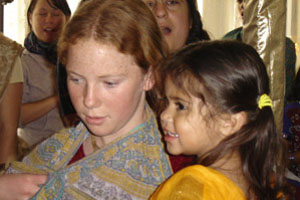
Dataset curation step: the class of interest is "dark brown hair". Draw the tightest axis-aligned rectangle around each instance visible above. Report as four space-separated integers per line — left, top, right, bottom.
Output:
156 40 289 199
186 0 210 43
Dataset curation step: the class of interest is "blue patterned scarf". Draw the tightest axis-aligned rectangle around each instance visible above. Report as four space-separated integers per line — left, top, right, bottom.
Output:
24 32 58 65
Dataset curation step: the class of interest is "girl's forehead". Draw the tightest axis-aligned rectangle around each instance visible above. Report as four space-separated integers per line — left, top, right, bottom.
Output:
165 73 202 93
165 77 192 98
66 39 143 76
34 0 58 11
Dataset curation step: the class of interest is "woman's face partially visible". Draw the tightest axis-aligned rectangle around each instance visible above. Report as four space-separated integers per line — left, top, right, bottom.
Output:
29 0 67 43
144 0 191 52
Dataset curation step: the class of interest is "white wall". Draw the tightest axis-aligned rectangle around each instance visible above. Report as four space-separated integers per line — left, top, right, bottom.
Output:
68 0 81 14
3 0 27 44
3 0 81 44
2 0 299 67
200 0 242 39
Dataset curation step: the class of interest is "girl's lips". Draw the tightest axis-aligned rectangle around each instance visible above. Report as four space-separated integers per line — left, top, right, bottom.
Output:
86 116 106 125
163 130 179 142
160 26 171 35
43 27 58 32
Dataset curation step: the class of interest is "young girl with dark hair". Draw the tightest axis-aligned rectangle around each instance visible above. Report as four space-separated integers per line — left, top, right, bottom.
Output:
150 40 290 199
141 0 211 172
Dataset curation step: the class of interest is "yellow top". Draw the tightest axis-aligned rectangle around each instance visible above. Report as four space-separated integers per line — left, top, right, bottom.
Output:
150 165 246 200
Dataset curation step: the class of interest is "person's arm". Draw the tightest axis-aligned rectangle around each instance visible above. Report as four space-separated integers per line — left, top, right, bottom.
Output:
0 82 23 163
0 173 47 200
20 95 58 126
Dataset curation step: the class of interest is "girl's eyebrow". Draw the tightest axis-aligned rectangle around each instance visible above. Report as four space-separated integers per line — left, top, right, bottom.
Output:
168 95 189 103
37 8 47 12
66 70 82 77
66 70 126 79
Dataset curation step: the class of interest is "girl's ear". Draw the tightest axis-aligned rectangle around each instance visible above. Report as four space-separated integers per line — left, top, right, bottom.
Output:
29 13 33 27
220 111 247 137
143 68 155 91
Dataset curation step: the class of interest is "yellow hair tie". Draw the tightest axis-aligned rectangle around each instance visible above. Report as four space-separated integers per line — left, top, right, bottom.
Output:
258 94 273 109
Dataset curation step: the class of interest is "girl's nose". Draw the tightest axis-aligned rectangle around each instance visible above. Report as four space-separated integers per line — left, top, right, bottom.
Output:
154 2 168 18
160 106 173 126
83 85 100 108
45 14 54 24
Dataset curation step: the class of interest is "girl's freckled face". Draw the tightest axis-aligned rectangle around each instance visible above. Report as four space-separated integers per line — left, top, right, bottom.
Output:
66 39 152 144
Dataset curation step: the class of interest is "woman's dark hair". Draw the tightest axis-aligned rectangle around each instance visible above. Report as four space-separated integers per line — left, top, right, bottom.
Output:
155 40 289 199
186 0 210 44
27 0 71 30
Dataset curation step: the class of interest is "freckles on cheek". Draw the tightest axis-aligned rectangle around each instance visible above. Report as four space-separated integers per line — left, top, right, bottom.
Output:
111 91 137 113
68 88 81 105
112 94 131 109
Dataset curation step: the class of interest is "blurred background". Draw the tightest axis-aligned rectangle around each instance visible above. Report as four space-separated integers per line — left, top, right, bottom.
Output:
1 0 299 69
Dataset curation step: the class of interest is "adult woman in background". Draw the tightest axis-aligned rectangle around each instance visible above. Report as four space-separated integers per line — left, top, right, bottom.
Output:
18 0 71 149
143 0 210 52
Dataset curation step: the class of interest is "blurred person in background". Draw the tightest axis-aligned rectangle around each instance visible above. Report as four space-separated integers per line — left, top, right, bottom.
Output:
18 0 71 152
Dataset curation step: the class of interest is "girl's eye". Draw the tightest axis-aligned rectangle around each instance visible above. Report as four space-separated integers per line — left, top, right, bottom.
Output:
53 13 60 17
39 12 47 16
68 76 82 84
145 1 155 8
104 81 118 87
167 0 179 5
175 102 187 111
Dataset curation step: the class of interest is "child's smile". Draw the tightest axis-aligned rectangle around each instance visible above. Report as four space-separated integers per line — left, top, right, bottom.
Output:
160 77 224 157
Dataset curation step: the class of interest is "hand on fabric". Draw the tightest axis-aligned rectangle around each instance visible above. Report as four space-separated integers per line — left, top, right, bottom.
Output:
0 173 47 200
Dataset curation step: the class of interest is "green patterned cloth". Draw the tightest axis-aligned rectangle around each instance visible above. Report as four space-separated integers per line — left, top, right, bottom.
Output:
6 104 172 199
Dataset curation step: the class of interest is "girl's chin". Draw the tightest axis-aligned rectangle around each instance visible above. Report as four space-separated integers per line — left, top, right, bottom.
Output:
166 146 182 156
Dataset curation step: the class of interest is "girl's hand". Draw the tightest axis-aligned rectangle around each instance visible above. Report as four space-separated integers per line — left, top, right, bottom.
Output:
0 173 47 200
